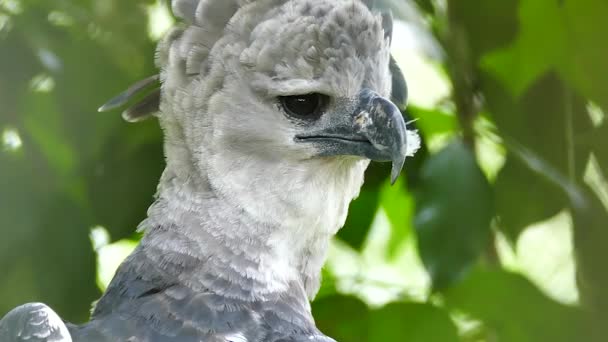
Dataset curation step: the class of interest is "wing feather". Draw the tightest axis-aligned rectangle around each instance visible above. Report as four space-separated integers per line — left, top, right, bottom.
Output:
0 303 72 342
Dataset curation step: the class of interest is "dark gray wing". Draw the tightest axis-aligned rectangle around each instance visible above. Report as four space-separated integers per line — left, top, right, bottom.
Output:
70 240 331 342
0 303 72 342
71 286 266 342
72 286 334 342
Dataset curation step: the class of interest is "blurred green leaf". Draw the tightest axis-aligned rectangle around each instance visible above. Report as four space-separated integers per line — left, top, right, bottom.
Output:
494 156 565 243
409 105 458 139
485 73 591 178
560 0 608 110
380 179 414 258
32 193 99 323
0 27 42 126
23 92 77 179
591 122 608 168
447 0 518 62
413 0 434 14
572 185 608 337
313 268 338 301
0 151 98 323
484 73 592 241
87 122 163 240
444 268 588 342
0 0 156 321
369 302 459 342
338 186 380 250
481 0 565 98
493 114 607 335
312 295 369 342
481 0 608 109
414 140 493 290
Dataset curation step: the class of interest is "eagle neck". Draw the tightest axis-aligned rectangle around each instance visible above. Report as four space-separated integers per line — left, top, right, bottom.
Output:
139 166 328 303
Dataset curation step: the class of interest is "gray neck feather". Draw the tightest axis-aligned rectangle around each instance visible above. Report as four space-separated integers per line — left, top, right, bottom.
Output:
134 115 368 303
138 165 326 302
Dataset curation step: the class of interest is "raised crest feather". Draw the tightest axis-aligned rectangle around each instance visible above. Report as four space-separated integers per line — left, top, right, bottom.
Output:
98 74 160 122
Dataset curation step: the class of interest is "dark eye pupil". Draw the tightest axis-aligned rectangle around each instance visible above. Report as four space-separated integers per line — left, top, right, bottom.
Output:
280 93 326 118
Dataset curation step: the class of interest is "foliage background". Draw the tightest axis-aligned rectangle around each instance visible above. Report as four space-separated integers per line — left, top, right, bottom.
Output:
1 0 607 341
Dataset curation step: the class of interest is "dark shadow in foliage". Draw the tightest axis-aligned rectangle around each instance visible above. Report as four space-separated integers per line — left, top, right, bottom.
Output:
414 140 494 291
447 0 519 63
444 268 589 342
337 186 381 251
313 296 461 342
87 121 164 241
0 149 98 323
312 295 369 342
0 0 158 322
486 73 592 242
573 185 608 340
369 302 460 342
488 133 605 341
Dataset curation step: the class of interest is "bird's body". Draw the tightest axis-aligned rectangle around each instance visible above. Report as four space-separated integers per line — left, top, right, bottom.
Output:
0 0 419 341
69 173 351 341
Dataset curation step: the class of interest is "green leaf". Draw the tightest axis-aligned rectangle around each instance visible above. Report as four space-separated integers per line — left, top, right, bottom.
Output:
481 0 565 98
313 267 338 301
312 295 369 342
22 92 77 179
0 0 157 322
494 156 566 242
86 122 163 241
0 152 99 322
572 185 608 335
447 0 519 61
443 268 588 342
560 0 608 110
414 0 434 14
591 122 608 169
481 0 608 109
338 186 380 250
482 73 592 241
414 140 494 290
369 302 460 342
409 106 458 139
486 73 591 176
380 178 414 258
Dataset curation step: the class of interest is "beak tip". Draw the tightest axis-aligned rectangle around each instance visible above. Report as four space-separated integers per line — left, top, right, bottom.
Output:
390 173 399 186
390 158 405 185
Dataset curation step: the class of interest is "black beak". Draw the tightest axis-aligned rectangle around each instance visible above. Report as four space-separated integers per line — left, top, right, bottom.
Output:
296 89 408 184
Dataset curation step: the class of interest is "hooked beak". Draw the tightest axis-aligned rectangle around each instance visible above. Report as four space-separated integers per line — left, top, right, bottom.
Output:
296 89 411 184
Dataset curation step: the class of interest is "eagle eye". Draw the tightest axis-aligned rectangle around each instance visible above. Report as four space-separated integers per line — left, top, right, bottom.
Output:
279 93 328 119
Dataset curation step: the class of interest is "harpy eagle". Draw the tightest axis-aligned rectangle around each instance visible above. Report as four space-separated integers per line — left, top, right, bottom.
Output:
0 0 419 340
